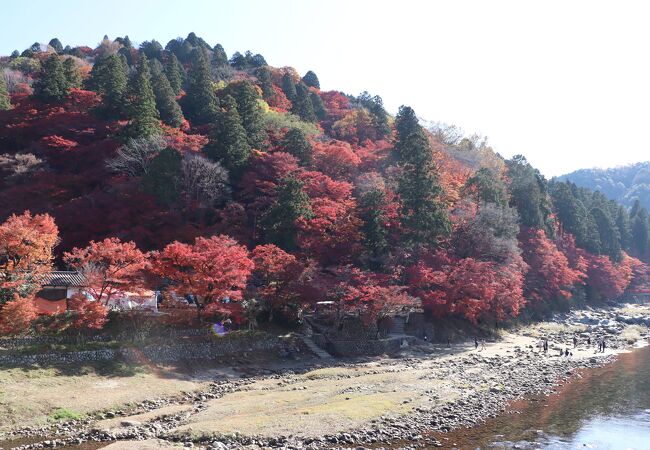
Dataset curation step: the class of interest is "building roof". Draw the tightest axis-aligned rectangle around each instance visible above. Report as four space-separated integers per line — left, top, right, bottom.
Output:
35 271 86 287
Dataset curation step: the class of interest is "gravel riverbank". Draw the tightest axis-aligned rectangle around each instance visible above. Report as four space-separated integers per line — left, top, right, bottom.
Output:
1 304 648 450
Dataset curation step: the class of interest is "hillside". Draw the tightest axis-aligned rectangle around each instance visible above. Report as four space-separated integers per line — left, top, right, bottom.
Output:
1 32 650 335
558 162 650 211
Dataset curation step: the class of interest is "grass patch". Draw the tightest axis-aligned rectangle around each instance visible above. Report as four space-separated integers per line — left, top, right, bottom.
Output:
50 407 83 421
620 325 648 344
303 367 348 380
533 322 587 336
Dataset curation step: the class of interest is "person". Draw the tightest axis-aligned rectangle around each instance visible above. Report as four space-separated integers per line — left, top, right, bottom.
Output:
587 336 591 346
597 339 602 352
544 339 549 354
423 333 428 342
481 339 486 351
559 348 564 356
602 339 606 353
573 335 578 348
447 337 451 348
564 348 570 357
474 336 479 350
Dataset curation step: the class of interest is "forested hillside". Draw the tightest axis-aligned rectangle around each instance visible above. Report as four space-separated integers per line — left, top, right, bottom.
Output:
559 163 650 211
1 33 649 334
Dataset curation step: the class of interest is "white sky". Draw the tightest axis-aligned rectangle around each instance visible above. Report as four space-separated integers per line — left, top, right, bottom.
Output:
2 0 649 176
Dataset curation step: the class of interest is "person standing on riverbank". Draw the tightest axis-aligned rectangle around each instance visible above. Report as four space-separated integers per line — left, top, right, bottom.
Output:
573 335 578 348
474 336 478 350
602 339 606 353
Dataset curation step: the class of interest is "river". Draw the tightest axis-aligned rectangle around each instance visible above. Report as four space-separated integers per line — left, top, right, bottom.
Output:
438 345 650 449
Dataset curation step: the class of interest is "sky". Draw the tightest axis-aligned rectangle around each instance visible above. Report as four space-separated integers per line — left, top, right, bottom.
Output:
1 0 649 177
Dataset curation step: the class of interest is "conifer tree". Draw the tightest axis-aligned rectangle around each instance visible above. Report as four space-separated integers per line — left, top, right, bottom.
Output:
262 175 313 251
590 207 621 261
164 53 184 95
506 155 553 233
302 70 320 89
0 72 11 110
212 44 228 67
48 38 63 54
62 58 81 88
281 128 312 166
126 55 161 138
464 167 508 207
181 49 219 125
227 80 267 148
150 60 184 127
281 72 297 101
205 95 251 177
291 83 316 122
358 188 389 268
357 92 390 139
89 54 128 117
309 91 327 120
632 208 649 256
143 147 182 206
616 206 632 251
256 66 274 100
33 54 69 102
394 105 450 246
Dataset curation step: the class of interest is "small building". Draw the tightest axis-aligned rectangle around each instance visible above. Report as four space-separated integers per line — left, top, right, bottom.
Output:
33 271 158 313
34 271 85 314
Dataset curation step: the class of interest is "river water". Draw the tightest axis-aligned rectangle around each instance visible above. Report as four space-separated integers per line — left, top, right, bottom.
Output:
438 345 650 449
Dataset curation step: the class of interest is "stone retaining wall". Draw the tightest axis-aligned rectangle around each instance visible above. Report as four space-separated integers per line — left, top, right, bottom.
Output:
0 334 303 366
328 336 416 356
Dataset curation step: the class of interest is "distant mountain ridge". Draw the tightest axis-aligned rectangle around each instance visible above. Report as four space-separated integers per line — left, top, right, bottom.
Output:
558 162 650 210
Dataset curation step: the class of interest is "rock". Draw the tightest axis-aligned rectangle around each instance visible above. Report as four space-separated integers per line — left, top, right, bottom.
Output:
120 420 142 427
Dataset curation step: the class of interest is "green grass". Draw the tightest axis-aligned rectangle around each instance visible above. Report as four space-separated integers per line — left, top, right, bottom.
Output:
49 407 83 421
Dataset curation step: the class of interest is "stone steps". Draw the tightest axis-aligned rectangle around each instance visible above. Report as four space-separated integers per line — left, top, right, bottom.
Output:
301 336 333 359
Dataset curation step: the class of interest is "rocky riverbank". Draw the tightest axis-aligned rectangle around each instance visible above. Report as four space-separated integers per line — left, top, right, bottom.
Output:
1 304 648 450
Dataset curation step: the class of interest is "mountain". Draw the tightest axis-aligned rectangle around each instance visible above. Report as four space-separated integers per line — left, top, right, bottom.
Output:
558 162 650 211
1 32 649 329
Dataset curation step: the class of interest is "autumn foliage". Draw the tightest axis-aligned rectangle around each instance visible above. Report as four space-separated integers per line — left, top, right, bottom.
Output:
0 32 647 337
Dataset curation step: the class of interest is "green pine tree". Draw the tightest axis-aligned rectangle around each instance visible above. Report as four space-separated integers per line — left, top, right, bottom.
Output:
281 128 313 166
506 155 553 233
309 91 327 120
212 44 228 67
464 167 508 207
150 60 184 127
88 54 128 118
48 38 63 54
0 72 11 110
302 70 320 89
126 54 161 138
281 73 297 101
33 54 69 102
142 147 182 206
256 66 274 100
62 58 81 88
615 206 632 252
226 80 267 148
181 48 219 125
394 105 450 246
357 92 390 139
590 207 621 261
262 175 314 251
631 208 649 256
358 188 389 269
291 83 316 122
205 95 251 177
164 53 184 95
